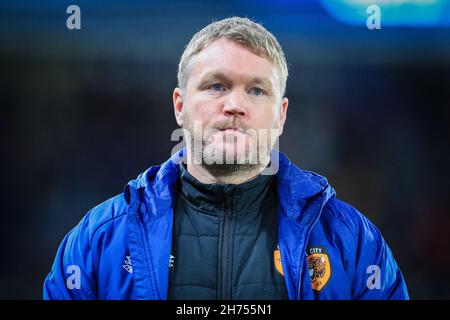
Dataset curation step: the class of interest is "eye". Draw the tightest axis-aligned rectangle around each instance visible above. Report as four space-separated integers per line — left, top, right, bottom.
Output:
209 83 224 91
250 87 265 96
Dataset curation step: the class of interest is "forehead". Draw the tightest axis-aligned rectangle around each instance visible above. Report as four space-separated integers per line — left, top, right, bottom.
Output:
186 38 280 87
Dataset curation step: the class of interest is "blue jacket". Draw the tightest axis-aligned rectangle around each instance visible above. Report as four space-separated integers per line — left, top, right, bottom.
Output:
43 149 409 300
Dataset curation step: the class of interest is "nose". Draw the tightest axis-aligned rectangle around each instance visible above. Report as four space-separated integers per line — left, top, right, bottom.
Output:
222 90 247 117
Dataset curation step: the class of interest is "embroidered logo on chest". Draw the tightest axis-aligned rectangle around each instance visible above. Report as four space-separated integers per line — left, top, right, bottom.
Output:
306 246 331 291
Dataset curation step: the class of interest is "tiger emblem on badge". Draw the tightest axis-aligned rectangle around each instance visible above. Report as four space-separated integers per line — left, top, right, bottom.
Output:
307 246 331 291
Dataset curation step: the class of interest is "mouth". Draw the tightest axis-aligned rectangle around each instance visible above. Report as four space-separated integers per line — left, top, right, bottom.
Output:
219 127 245 133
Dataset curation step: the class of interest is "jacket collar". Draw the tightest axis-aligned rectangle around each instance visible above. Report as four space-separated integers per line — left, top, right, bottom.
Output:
275 149 334 222
125 147 335 223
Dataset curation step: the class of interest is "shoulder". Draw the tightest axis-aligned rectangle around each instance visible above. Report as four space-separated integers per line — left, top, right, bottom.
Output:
68 193 129 246
320 197 384 246
315 197 389 276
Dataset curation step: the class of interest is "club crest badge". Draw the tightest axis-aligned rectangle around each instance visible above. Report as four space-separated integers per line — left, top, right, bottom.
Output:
307 246 331 291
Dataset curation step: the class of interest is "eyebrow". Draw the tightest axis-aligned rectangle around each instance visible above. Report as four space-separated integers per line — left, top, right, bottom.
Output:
197 72 231 88
196 71 274 90
250 77 273 89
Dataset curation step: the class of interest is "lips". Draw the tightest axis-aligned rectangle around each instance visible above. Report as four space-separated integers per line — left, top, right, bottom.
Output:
219 127 244 133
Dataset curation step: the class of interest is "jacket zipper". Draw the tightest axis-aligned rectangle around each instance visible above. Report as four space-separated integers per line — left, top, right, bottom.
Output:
220 195 234 300
297 197 329 300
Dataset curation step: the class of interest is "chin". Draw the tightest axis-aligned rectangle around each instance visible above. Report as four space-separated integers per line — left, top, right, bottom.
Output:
217 143 249 164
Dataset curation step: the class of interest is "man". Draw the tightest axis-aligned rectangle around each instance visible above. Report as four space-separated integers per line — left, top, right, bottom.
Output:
43 17 409 300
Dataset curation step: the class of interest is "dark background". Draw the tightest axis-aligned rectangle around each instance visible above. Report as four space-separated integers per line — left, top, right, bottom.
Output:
1 0 449 299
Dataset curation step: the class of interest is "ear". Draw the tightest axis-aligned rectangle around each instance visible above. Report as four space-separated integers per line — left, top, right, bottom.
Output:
173 87 184 127
278 97 289 136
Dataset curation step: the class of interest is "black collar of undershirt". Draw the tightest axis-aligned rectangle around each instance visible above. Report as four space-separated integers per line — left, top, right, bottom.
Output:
177 163 275 215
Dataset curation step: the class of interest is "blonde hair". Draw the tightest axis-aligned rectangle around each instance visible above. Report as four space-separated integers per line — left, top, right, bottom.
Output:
177 17 288 96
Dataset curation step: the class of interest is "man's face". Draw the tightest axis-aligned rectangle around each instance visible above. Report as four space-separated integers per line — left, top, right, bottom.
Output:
173 37 288 169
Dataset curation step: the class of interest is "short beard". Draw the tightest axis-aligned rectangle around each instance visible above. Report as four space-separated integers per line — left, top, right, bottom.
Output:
188 136 272 178
202 162 260 177
181 112 278 178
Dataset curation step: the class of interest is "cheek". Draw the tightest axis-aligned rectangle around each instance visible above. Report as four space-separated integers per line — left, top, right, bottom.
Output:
185 98 221 125
252 108 277 128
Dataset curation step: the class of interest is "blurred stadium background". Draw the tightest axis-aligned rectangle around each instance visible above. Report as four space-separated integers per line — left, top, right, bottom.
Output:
0 0 449 299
